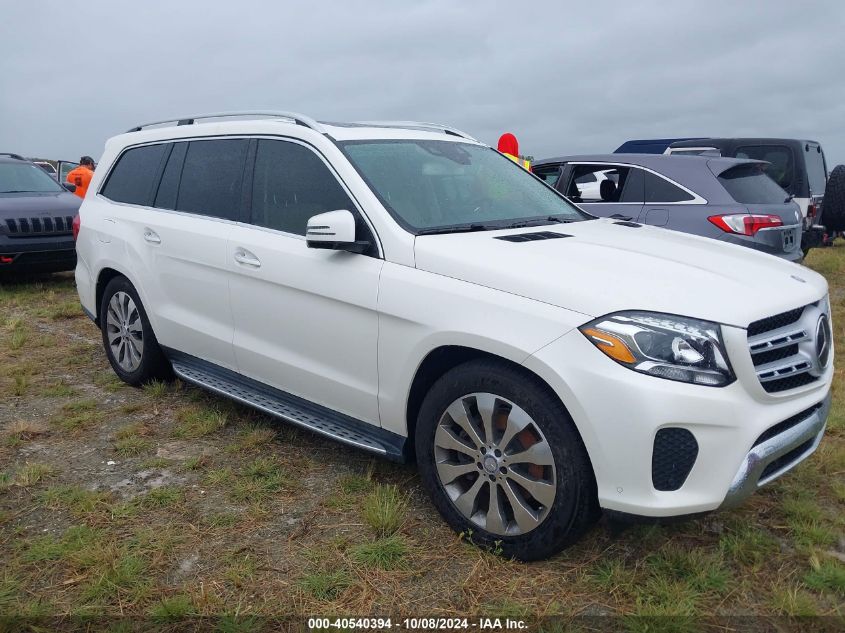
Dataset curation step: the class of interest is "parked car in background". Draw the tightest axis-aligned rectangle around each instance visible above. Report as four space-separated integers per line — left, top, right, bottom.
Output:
664 139 832 251
75 112 832 560
0 153 81 274
27 159 82 183
534 154 804 261
614 138 707 154
33 161 57 178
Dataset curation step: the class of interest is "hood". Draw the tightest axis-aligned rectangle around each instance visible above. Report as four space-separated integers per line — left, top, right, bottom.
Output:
0 191 81 217
413 219 828 327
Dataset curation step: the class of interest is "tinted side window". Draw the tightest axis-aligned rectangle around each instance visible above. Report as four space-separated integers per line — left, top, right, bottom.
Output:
619 167 645 202
805 143 827 196
176 139 249 219
735 145 793 191
644 172 694 202
101 144 168 205
251 139 355 235
154 142 187 210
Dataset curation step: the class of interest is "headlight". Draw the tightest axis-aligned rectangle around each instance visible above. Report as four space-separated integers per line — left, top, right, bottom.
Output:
579 311 735 387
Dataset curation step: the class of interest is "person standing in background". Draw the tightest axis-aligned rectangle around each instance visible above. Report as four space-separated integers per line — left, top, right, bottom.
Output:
66 156 95 199
497 133 531 170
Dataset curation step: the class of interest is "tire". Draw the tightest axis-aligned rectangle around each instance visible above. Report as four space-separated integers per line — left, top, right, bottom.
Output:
415 359 599 561
99 276 172 386
823 164 845 232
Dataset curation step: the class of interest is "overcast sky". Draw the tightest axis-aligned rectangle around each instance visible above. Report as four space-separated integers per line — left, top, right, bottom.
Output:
2 1 843 167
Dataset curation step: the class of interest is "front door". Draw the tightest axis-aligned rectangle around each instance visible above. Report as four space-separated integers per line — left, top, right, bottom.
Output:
558 163 644 221
227 138 383 426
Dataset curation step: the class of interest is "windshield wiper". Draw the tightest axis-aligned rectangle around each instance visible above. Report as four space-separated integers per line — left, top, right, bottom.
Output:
502 216 578 229
416 223 494 235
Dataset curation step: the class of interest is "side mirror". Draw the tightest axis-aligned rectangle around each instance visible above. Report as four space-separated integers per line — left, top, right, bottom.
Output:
62 183 77 193
306 210 370 254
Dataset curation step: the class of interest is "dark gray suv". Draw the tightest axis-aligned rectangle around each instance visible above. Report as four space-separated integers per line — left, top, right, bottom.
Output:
0 153 81 274
533 154 803 261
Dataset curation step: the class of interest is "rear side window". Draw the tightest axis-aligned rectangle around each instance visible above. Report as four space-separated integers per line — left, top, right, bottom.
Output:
154 142 186 209
101 144 168 205
644 172 694 202
804 143 827 196
176 139 249 220
718 163 788 204
250 139 355 235
735 145 793 191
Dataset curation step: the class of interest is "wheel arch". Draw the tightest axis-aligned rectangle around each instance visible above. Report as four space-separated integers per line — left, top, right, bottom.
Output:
404 345 595 477
94 265 153 329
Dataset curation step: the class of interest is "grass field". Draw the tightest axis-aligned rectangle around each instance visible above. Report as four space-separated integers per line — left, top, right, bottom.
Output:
0 246 843 625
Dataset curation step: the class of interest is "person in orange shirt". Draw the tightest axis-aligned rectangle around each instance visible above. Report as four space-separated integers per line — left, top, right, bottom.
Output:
66 156 95 199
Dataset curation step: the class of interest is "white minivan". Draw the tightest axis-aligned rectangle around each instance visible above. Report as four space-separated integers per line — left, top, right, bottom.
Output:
75 112 833 560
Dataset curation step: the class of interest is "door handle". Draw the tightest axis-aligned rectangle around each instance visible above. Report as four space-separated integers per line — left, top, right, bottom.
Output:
234 249 261 268
143 228 161 244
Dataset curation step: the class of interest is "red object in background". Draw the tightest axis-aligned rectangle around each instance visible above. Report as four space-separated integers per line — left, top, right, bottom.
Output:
498 133 519 156
72 214 80 241
0 255 14 264
708 213 783 236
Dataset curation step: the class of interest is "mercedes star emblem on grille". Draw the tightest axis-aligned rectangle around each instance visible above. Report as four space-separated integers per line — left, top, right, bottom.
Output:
816 314 831 370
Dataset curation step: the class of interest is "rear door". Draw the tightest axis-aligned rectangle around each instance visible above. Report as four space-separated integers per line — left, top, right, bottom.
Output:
639 170 701 229
100 138 247 370
226 137 383 425
558 162 644 220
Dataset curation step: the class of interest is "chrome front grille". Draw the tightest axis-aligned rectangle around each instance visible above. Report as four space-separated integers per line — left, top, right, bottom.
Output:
4 216 75 236
747 303 828 393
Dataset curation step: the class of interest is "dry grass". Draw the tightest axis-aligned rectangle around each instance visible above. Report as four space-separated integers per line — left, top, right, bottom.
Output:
0 245 843 619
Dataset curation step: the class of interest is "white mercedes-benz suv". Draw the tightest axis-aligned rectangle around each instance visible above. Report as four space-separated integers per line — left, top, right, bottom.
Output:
75 112 833 560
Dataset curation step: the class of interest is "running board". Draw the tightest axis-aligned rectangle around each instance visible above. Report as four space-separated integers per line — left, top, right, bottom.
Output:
166 351 407 462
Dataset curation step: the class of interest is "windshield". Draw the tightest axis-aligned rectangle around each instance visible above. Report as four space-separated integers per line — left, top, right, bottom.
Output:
0 162 64 193
718 163 788 204
340 140 588 232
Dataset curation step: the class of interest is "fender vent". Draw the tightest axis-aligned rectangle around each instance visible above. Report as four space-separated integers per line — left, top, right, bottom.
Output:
495 231 571 243
652 428 698 491
613 221 642 228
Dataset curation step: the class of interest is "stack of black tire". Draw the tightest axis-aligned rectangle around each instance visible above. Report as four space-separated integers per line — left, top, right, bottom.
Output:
823 165 845 239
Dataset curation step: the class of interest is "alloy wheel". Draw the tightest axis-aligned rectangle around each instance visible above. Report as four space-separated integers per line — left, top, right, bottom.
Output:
433 392 557 536
106 291 143 372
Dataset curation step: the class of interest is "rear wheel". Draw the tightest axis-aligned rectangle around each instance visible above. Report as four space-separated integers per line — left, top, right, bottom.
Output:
416 359 599 561
99 276 171 386
823 164 845 232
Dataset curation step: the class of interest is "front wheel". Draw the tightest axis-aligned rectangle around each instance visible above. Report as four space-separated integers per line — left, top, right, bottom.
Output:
415 359 599 561
99 276 171 386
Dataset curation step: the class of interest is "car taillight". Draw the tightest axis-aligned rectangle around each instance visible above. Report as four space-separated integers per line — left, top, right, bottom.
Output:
807 203 817 221
72 214 80 241
707 213 783 236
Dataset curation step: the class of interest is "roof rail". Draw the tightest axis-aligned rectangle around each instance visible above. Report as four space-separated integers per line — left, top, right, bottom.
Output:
127 111 326 134
353 121 477 141
0 152 26 161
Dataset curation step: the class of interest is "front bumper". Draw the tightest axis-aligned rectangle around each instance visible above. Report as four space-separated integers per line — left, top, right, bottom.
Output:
720 392 830 508
0 236 76 273
523 325 833 517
